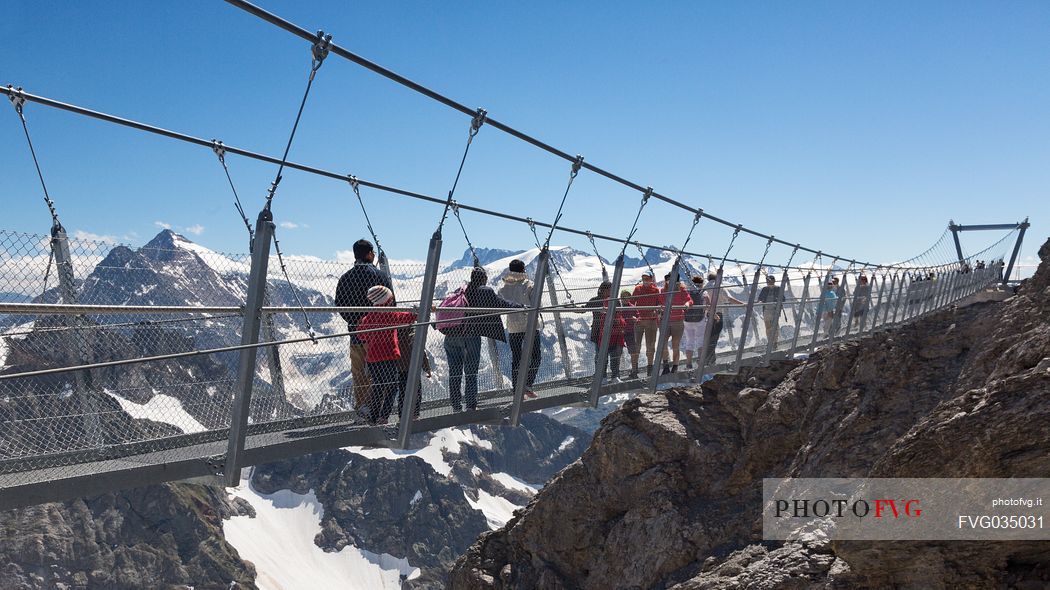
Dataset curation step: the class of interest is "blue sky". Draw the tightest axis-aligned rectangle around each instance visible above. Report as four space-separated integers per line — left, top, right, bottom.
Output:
2 1 1047 272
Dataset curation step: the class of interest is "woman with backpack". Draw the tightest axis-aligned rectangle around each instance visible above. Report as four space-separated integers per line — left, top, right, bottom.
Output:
438 267 524 412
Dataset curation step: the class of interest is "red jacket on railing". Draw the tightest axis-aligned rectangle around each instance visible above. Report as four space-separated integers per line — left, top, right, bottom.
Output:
358 310 417 363
661 283 693 322
632 281 662 321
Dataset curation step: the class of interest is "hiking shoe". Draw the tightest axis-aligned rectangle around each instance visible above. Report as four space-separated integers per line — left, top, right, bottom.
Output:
685 362 693 370
646 366 653 377
661 362 671 375
628 371 639 380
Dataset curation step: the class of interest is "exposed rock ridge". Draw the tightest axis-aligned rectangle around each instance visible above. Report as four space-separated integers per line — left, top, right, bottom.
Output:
449 238 1050 590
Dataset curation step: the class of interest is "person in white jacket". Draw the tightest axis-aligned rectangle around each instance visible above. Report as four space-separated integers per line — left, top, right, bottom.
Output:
498 259 541 398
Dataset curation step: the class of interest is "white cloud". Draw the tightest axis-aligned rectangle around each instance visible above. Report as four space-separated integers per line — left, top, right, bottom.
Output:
154 221 172 230
335 250 355 263
279 221 308 230
183 224 205 236
72 230 118 244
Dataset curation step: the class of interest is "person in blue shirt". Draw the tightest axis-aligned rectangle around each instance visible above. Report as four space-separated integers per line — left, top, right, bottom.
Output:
816 280 839 336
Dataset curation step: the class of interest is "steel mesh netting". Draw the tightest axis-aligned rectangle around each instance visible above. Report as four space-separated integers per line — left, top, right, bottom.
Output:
0 230 253 479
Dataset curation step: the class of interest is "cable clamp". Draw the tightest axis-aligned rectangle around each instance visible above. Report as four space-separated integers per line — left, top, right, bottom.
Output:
470 107 487 136
6 85 26 114
211 139 226 162
642 186 653 204
311 30 333 69
348 174 360 193
692 209 704 225
570 154 584 178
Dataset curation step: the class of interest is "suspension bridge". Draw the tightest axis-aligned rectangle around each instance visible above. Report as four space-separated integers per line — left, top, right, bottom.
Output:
0 0 1030 511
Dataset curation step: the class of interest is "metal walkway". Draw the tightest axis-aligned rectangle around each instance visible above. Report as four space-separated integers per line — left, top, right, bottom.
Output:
0 0 1031 510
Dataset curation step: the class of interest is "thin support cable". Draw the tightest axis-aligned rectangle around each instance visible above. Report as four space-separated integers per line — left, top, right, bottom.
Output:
619 187 653 257
543 154 584 248
438 108 486 230
7 85 61 227
271 227 317 343
264 30 333 210
348 175 385 261
586 231 608 281
211 139 255 248
635 243 657 279
719 226 743 268
451 201 480 267
527 218 576 306
677 209 705 257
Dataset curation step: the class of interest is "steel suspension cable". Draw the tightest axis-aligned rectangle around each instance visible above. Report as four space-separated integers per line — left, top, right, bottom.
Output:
263 30 332 210
222 0 903 270
211 140 255 249
543 155 584 248
0 86 968 274
270 227 317 343
347 175 387 265
526 218 576 305
586 231 609 282
438 108 486 232
718 226 743 268
7 86 62 228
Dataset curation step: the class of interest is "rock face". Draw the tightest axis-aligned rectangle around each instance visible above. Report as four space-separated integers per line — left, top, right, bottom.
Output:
244 413 591 589
449 239 1050 590
0 483 256 590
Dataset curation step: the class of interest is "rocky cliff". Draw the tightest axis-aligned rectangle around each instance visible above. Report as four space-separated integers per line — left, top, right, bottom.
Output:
0 483 255 590
449 238 1050 590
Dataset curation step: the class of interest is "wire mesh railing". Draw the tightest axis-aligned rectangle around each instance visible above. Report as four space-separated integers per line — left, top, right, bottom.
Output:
0 223 1006 499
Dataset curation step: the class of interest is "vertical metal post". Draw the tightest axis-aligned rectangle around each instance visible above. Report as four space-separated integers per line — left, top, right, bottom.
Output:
734 268 762 369
808 271 833 353
51 224 101 446
879 273 896 329
697 267 723 375
396 231 443 447
510 249 550 426
1002 219 1029 287
544 271 574 380
225 208 274 486
648 259 681 393
949 222 965 265
589 255 625 406
843 274 859 339
835 272 852 340
861 274 883 334
762 268 791 363
891 274 908 324
788 274 811 355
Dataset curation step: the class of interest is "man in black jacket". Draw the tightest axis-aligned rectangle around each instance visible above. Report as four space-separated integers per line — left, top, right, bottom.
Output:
334 239 393 413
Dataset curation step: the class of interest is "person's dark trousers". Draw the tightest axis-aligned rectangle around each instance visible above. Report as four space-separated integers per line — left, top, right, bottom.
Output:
444 335 482 411
508 330 542 390
704 321 724 367
397 370 423 419
593 343 624 379
367 359 401 424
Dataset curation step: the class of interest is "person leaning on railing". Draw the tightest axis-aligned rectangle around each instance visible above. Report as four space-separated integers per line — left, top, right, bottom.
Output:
443 266 525 412
335 239 393 413
683 275 710 371
498 259 541 400
660 273 693 375
757 275 785 348
631 272 662 377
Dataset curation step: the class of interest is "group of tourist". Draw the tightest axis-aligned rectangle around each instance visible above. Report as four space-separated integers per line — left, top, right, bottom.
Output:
336 239 900 422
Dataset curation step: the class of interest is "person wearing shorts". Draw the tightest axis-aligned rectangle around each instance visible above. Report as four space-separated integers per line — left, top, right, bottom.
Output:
620 290 640 378
631 273 662 377
660 273 692 374
683 275 710 370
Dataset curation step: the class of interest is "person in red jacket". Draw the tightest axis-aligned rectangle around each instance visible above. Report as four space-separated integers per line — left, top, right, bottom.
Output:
357 285 416 424
661 273 693 374
631 273 663 377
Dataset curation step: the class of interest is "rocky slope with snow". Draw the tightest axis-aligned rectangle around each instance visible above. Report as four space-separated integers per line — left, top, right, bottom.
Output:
449 238 1050 590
